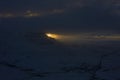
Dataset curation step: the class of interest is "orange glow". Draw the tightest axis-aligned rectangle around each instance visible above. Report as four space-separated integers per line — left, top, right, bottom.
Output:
46 33 60 39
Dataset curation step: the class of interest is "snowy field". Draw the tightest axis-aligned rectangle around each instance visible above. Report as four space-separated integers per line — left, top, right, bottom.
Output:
0 26 120 80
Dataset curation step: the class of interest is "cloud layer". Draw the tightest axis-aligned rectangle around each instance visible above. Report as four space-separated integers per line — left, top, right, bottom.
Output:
0 0 120 33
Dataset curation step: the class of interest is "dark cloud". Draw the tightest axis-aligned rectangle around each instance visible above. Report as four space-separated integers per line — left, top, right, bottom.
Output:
0 0 120 33
0 0 119 11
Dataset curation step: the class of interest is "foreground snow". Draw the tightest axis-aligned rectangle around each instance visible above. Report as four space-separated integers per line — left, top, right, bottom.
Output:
0 29 120 80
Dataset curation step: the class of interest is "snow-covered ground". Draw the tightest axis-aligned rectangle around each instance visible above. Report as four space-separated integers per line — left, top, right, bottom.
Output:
0 26 120 80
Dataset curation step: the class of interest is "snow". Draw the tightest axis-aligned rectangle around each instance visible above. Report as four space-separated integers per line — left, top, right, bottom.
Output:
0 27 120 80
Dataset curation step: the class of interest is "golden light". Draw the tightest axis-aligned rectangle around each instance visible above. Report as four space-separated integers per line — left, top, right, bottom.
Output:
46 33 60 39
45 33 120 44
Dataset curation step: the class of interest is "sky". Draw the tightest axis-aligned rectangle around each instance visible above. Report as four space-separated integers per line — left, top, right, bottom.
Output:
0 0 120 33
0 1 120 80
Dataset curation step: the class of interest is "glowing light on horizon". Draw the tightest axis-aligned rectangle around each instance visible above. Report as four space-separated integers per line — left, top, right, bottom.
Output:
46 33 60 39
45 32 120 44
45 33 82 43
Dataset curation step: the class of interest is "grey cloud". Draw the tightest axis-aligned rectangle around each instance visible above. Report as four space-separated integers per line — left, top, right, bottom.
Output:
0 0 117 11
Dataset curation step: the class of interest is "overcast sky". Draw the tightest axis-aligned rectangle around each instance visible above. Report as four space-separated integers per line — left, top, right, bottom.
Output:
0 0 120 33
